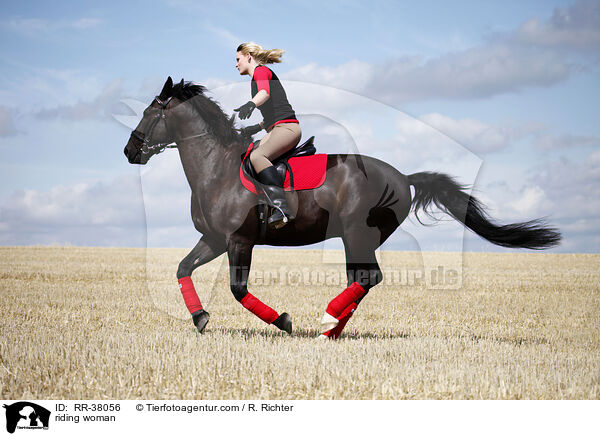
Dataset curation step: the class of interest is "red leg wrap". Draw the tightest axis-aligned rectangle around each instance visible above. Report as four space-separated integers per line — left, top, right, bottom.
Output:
178 276 203 314
326 282 366 318
324 302 358 339
240 293 279 324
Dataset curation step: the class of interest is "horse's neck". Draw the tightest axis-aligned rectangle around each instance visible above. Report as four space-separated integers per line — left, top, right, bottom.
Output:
176 135 240 195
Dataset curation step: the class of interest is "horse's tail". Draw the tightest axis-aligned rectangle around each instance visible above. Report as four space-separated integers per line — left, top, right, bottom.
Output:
407 171 561 249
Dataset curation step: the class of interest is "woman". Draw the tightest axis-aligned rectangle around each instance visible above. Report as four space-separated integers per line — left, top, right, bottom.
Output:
234 42 301 229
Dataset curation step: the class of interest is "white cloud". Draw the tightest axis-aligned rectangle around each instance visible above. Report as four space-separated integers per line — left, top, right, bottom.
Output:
0 16 103 36
530 151 600 219
388 111 597 156
508 185 548 216
533 133 600 150
71 18 103 29
372 44 570 102
477 148 600 252
0 106 18 136
0 151 201 247
415 112 600 154
0 175 146 246
285 60 374 93
284 43 571 104
0 63 167 121
589 149 600 178
560 218 600 233
35 79 124 121
418 113 520 154
0 67 106 114
515 0 600 51
282 2 600 104
202 23 244 49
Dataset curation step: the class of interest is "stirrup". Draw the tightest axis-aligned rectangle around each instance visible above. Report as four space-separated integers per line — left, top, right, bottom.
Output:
258 181 294 229
268 206 289 229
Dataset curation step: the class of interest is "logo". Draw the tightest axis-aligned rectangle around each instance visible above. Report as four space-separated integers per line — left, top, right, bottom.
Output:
2 402 50 434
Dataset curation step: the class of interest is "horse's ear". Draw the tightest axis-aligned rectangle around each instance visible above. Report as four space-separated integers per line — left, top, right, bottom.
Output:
159 76 173 99
179 78 184 87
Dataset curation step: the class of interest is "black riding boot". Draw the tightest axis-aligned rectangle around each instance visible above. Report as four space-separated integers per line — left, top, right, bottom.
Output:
256 165 294 229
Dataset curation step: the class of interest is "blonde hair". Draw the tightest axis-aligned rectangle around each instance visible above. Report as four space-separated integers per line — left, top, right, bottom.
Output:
237 42 284 64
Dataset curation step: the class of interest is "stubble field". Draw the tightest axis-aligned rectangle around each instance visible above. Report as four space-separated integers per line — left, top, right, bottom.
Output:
0 246 598 399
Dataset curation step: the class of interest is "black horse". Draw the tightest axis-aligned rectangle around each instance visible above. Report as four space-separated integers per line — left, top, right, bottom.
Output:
124 77 560 339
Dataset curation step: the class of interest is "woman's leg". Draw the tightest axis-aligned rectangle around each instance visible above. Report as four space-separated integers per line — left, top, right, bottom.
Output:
250 123 301 172
250 123 301 228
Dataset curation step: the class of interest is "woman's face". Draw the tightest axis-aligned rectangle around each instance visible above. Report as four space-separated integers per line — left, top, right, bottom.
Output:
235 51 252 75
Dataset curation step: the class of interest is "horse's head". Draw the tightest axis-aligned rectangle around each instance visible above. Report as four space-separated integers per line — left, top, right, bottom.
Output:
124 76 179 165
124 76 241 165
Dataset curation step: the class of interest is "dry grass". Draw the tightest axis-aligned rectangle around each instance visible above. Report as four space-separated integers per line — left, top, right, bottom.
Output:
1 246 598 399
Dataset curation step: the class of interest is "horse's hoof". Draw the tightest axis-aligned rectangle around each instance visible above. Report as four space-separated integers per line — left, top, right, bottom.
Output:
273 312 292 334
191 309 210 333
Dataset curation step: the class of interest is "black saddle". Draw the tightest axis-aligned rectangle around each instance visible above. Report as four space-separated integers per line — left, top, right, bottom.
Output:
242 136 316 191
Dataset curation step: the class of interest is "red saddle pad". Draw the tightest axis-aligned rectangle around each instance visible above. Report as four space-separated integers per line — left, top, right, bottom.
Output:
240 143 328 194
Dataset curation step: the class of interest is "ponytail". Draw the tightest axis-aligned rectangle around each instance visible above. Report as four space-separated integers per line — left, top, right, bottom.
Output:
237 42 284 64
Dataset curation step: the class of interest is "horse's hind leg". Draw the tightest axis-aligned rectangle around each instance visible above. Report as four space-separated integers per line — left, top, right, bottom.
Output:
320 231 383 339
227 238 292 334
177 235 226 332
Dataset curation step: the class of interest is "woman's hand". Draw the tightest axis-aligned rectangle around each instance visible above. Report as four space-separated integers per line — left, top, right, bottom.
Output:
234 101 256 119
240 123 262 137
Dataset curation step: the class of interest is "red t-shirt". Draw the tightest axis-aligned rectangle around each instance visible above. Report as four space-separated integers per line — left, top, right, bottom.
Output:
251 66 298 131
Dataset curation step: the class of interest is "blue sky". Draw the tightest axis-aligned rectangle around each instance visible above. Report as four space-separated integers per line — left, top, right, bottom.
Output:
0 0 598 252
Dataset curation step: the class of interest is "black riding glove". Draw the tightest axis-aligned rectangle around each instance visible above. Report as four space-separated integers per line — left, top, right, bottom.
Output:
240 123 262 137
234 101 256 120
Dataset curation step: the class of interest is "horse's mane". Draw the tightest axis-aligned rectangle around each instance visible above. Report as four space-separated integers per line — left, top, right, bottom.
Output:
171 81 246 146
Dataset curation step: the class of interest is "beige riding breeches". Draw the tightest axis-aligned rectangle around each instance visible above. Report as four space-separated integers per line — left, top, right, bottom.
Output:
249 122 302 172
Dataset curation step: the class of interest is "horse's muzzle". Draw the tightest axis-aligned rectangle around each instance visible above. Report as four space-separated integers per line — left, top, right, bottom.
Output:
124 135 144 165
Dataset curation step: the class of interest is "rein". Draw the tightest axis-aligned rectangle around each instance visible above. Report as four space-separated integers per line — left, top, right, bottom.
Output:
131 96 210 157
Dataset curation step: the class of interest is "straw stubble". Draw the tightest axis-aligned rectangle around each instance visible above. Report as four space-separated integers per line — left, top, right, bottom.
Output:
1 247 598 399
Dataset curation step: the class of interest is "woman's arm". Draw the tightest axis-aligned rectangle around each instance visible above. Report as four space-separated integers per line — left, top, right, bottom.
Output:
252 66 272 107
252 89 270 107
235 67 271 120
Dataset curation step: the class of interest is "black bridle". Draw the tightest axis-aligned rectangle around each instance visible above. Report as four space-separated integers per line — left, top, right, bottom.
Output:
130 96 210 158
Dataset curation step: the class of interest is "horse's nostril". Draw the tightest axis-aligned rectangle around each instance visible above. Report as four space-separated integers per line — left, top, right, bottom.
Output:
124 146 129 157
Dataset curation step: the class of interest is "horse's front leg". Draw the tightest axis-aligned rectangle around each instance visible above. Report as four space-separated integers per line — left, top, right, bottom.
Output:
177 235 226 332
227 238 292 334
